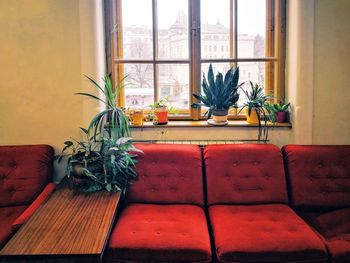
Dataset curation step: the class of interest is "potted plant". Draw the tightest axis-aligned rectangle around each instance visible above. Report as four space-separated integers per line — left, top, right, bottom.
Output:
148 97 176 125
76 74 130 140
129 109 144 126
192 64 241 125
56 127 103 190
56 74 141 193
240 81 273 142
270 102 290 123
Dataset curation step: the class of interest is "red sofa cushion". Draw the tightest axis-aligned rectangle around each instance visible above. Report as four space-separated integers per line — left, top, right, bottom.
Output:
204 144 288 205
107 204 211 262
0 145 54 207
209 204 327 263
0 206 27 248
282 145 350 209
127 144 204 206
326 238 350 263
301 208 350 263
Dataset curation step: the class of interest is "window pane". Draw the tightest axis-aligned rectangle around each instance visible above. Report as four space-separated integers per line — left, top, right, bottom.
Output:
201 0 230 59
237 62 266 107
237 0 266 58
157 0 189 59
201 63 233 79
157 64 190 109
121 0 153 59
121 64 154 109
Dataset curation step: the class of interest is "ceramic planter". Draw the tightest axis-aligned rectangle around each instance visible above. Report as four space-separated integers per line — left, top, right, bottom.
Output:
245 107 259 124
155 107 168 124
276 111 287 123
130 110 144 126
212 109 228 123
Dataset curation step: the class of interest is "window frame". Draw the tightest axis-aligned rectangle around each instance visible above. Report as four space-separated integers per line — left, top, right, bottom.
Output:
105 0 286 121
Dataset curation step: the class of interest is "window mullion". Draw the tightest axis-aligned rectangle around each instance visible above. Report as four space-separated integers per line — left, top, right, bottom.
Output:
152 0 159 103
115 0 125 107
190 0 201 120
230 0 238 68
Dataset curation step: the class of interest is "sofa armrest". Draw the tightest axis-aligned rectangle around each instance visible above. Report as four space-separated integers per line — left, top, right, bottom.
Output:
11 182 56 232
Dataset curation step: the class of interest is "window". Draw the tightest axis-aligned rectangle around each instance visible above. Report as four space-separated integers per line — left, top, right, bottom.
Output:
106 0 286 120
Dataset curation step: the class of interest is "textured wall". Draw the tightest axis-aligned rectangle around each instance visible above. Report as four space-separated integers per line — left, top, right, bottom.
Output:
312 0 350 144
0 0 82 149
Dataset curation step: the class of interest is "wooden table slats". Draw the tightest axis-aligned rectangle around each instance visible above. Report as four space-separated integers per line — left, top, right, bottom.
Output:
0 185 120 260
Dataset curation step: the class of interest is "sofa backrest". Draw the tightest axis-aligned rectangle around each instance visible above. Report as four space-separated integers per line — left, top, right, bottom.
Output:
204 144 288 205
126 144 204 206
283 145 350 209
0 145 54 207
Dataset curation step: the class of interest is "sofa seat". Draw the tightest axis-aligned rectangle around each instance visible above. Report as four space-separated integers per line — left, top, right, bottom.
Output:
108 203 212 263
0 206 27 248
209 204 328 263
301 207 350 263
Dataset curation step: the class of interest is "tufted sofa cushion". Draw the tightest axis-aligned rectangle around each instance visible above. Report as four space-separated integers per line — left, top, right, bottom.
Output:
127 144 204 206
301 208 350 263
0 206 27 248
204 144 288 205
209 204 328 263
282 145 350 209
0 145 54 207
107 203 212 262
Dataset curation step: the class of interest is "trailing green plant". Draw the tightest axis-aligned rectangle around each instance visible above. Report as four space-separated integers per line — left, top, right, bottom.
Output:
84 137 141 193
56 74 142 193
55 127 101 165
192 64 241 118
76 74 130 140
240 81 274 142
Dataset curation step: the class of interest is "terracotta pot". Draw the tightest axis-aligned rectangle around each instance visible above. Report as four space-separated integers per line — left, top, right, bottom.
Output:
155 107 168 124
276 111 287 123
245 107 259 124
212 109 228 123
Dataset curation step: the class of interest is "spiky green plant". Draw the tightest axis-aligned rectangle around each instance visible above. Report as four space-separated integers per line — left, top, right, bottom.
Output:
240 81 274 142
76 74 130 140
55 74 142 193
265 102 290 123
272 102 290 112
193 64 241 118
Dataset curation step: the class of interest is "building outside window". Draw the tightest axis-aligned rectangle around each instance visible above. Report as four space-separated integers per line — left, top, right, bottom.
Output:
106 0 285 120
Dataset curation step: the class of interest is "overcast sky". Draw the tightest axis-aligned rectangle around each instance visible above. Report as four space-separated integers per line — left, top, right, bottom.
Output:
122 0 265 36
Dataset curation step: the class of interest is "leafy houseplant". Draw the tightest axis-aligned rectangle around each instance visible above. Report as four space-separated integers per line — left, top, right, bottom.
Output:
268 102 290 123
76 74 130 140
193 64 241 125
148 97 176 125
240 81 273 142
56 127 103 192
56 74 141 193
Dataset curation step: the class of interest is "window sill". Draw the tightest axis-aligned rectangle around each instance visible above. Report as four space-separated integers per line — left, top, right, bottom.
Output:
131 120 292 128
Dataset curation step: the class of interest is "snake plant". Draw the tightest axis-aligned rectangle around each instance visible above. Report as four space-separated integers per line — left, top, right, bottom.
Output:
193 64 241 118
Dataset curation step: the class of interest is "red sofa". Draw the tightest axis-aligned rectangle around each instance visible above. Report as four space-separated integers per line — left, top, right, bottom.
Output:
107 144 349 263
0 145 55 249
205 144 327 263
283 145 350 263
107 144 212 262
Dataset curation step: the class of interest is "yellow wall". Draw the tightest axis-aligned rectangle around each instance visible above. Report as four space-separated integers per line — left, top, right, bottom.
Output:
0 0 83 150
313 0 350 144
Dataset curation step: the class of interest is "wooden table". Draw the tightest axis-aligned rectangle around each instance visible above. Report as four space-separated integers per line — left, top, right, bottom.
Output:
0 184 120 262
